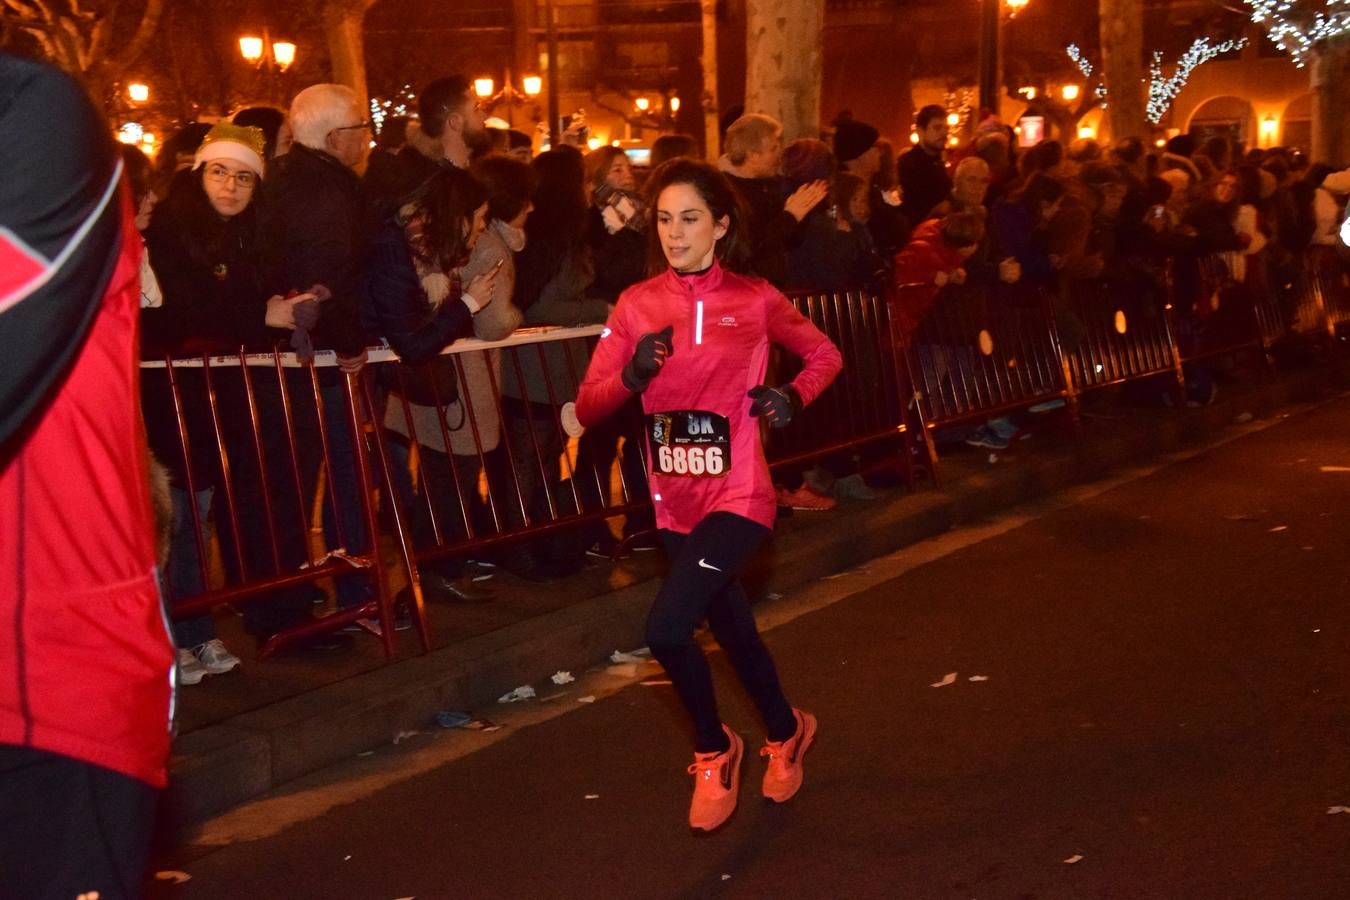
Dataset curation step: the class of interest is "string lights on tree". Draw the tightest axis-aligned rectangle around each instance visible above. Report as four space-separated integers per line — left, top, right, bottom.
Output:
369 83 417 134
1245 1 1350 67
1145 36 1249 123
1064 35 1247 122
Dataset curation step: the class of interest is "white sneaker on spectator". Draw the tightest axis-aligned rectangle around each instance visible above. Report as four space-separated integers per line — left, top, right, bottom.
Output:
177 649 207 685
193 639 241 675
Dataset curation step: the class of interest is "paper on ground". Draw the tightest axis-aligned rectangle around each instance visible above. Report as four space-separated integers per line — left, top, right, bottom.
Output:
1327 806 1350 814
968 675 989 682
550 671 575 685
497 685 536 703
578 695 596 703
931 672 958 688
610 649 651 664
1064 854 1084 864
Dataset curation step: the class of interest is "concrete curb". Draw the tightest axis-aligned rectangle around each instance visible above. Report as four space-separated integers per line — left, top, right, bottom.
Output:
167 364 1347 824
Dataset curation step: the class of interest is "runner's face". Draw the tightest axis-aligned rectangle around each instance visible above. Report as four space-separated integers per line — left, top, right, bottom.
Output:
656 182 728 273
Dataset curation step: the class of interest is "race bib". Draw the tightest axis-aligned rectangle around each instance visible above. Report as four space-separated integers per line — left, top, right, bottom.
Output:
647 409 731 477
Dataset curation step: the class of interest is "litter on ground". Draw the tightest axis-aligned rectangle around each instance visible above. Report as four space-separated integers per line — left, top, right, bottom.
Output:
1269 526 1288 533
1327 806 1350 815
392 730 421 745
434 711 471 729
498 685 537 703
968 675 990 682
1320 466 1350 473
610 649 651 664
931 672 958 688
551 671 575 685
154 872 192 884
578 695 596 703
1064 854 1084 864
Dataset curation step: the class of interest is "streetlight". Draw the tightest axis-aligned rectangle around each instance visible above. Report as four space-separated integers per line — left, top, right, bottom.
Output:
476 72 544 128
978 0 1032 118
1061 84 1080 102
239 32 297 104
127 82 149 104
635 96 651 112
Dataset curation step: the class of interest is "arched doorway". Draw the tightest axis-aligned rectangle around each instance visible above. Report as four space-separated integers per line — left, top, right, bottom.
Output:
1282 93 1313 151
1187 95 1254 146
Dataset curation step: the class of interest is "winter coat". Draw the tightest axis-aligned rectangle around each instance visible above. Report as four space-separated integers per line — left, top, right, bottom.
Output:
576 261 842 533
1 75 172 790
258 143 368 356
383 218 526 455
890 218 971 343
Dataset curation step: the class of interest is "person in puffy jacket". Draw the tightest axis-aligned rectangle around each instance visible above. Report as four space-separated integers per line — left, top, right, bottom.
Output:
576 159 842 833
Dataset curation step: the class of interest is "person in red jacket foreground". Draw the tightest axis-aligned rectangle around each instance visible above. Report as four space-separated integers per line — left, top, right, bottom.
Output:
1 55 174 898
576 159 842 832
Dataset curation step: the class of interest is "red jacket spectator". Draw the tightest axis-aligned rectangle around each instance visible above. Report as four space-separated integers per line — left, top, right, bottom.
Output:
889 213 984 344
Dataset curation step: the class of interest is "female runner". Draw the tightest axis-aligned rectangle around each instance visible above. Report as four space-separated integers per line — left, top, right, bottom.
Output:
576 159 842 832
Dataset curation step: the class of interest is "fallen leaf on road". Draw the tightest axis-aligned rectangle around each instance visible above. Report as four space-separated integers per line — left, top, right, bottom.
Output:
551 671 575 685
1064 854 1084 864
968 675 990 682
1269 526 1288 533
154 871 191 884
585 794 600 800
497 685 537 703
578 695 596 703
1320 466 1350 473
344 855 352 861
931 672 958 688
1327 806 1350 815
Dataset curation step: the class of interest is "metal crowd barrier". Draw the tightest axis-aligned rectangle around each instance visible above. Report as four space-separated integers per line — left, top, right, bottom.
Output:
770 291 918 484
144 247 1347 661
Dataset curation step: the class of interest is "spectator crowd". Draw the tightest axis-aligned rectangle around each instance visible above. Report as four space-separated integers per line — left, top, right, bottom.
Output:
125 77 1350 679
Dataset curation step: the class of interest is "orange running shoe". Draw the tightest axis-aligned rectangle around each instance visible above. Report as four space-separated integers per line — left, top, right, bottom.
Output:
687 725 744 832
760 709 818 803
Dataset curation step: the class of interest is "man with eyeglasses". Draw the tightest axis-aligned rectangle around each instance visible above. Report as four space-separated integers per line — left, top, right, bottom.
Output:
244 83 374 646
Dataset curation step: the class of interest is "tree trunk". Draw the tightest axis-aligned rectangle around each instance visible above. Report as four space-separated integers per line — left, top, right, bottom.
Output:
1311 37 1350 165
324 0 377 113
744 0 824 140
1099 0 1145 142
700 0 720 158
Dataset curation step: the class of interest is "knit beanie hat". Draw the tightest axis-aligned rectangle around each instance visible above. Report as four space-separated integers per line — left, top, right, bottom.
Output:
193 122 267 178
833 119 879 163
782 138 835 186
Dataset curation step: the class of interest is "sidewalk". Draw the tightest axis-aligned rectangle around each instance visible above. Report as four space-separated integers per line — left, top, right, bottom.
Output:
167 362 1348 825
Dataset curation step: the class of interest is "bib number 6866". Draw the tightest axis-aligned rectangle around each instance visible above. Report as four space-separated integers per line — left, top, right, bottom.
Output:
656 444 725 476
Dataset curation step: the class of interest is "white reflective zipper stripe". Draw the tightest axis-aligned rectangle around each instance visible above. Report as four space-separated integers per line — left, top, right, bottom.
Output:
695 299 704 345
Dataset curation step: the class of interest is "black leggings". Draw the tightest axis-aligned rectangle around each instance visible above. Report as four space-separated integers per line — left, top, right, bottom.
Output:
647 511 797 753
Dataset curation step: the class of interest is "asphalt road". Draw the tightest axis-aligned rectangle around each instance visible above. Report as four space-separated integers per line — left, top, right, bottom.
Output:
152 398 1350 899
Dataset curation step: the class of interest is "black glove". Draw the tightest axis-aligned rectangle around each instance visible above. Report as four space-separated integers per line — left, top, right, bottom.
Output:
747 383 802 428
622 324 674 392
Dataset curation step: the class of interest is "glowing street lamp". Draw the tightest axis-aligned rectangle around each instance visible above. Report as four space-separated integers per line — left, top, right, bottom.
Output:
635 97 650 112
669 96 681 113
239 36 264 64
474 77 495 99
1061 83 1080 102
522 75 542 97
271 41 296 72
127 82 149 104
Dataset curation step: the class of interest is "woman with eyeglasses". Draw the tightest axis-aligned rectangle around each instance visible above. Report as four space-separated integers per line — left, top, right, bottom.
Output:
140 123 317 685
